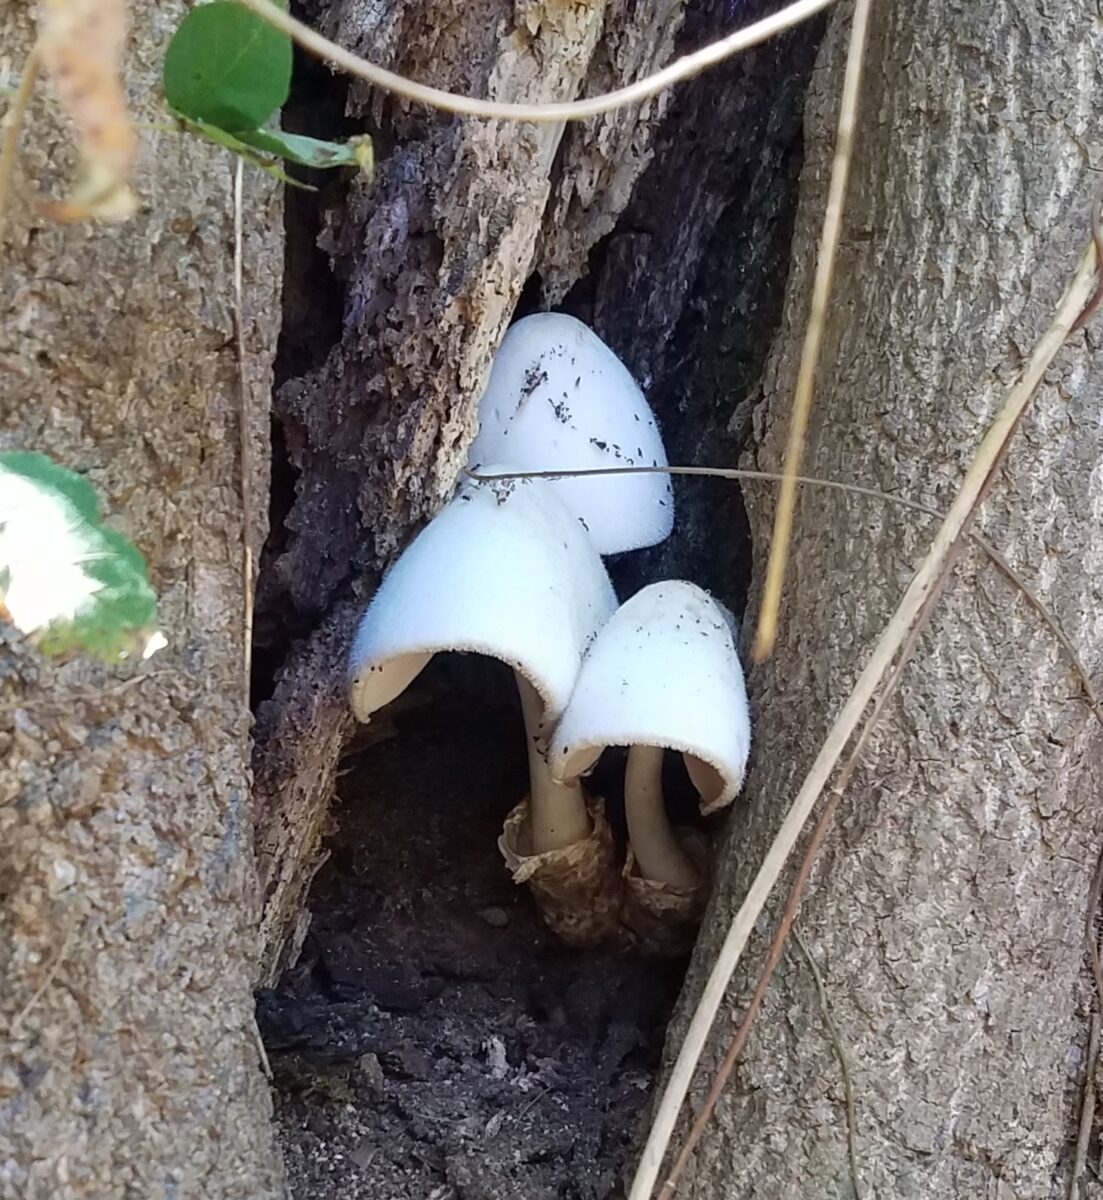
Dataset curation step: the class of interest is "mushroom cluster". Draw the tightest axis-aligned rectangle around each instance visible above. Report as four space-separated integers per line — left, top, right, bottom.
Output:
348 313 751 953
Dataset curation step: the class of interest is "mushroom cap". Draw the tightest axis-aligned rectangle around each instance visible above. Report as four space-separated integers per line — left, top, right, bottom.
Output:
348 470 618 732
549 581 751 814
467 312 674 555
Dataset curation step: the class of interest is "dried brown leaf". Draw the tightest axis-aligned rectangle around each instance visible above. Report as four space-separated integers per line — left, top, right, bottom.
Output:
36 0 137 221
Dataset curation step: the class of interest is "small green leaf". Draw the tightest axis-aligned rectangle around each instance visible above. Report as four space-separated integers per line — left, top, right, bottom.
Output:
236 127 373 172
0 453 162 663
163 1 292 133
176 118 317 189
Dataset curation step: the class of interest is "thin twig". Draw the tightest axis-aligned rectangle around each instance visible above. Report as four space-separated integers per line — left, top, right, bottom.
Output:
237 0 834 122
1080 850 1103 1200
513 1084 552 1124
793 926 863 1200
628 244 1098 1200
232 158 254 703
9 909 78 1038
658 789 842 1199
470 463 971 520
981 546 1103 736
471 465 1103 734
1071 1013 1100 1198
0 45 40 248
753 0 873 663
0 668 170 718
1085 845 1103 1024
252 1013 274 1081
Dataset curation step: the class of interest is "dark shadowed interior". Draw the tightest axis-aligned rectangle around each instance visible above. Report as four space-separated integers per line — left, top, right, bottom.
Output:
253 3 821 1193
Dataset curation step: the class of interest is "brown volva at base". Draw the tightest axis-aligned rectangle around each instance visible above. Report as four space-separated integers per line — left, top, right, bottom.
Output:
621 829 709 957
498 795 624 948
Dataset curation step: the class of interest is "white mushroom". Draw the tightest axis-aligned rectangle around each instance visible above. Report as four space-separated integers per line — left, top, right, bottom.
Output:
549 581 750 890
348 469 617 854
467 312 674 554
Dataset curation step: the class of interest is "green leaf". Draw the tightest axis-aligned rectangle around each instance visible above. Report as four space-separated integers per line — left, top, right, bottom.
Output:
235 127 373 172
0 453 162 663
177 118 317 188
163 1 292 133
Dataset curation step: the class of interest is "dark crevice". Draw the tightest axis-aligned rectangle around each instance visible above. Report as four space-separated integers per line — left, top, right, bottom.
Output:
554 0 821 615
253 46 361 707
255 2 821 1195
260 656 690 1199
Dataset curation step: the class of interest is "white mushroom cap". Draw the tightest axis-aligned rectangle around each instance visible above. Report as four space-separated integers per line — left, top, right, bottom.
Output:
467 312 674 555
549 581 751 814
348 470 617 731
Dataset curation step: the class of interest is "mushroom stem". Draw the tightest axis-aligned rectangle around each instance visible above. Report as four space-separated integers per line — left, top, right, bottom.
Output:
624 744 700 890
517 674 592 853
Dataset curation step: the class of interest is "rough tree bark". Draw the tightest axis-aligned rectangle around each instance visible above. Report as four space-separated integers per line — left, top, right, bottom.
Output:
0 5 285 1197
8 0 1085 1193
672 2 1103 1196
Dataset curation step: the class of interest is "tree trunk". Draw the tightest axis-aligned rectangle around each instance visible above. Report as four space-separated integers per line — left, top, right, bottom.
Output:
6 0 1093 1193
673 2 1103 1196
0 4 286 1196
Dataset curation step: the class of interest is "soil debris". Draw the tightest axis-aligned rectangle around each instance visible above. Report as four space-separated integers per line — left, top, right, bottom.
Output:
261 659 686 1200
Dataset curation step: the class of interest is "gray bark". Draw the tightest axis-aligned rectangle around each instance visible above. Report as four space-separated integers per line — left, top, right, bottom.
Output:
0 4 285 1197
673 2 1103 1197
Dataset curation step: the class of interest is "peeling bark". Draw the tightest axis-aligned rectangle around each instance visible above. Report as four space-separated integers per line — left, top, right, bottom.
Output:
673 3 1103 1196
0 3 285 1195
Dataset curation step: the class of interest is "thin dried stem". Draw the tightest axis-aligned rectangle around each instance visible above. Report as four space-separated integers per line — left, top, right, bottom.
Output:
0 45 40 248
657 787 843 1199
1089 846 1103 1004
252 1013 274 1081
1070 179 1103 334
237 0 834 122
1070 1012 1100 1198
232 158 254 704
10 909 78 1038
753 0 873 662
628 244 1097 1200
793 926 863 1200
658 583 939 1198
982 544 1103 735
471 463 961 518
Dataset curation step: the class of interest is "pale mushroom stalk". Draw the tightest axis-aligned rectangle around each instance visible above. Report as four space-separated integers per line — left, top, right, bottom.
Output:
624 744 699 890
518 675 592 852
